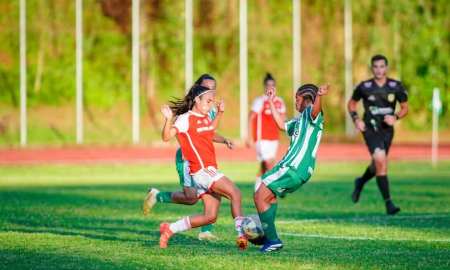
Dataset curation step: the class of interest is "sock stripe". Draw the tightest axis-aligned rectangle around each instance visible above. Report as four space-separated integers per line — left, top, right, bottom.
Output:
184 217 191 230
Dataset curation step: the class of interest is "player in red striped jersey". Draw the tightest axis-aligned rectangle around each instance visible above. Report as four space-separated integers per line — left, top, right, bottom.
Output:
247 73 287 191
158 85 247 250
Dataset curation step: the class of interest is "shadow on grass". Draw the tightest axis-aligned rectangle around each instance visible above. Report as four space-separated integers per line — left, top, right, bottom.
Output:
0 181 449 240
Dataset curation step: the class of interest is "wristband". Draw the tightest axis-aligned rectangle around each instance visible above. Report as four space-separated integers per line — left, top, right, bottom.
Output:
395 114 400 120
349 111 358 121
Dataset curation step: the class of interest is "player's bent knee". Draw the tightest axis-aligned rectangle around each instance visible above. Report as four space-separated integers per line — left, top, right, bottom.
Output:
185 197 198 205
230 188 242 201
203 213 217 224
206 217 216 224
254 191 262 203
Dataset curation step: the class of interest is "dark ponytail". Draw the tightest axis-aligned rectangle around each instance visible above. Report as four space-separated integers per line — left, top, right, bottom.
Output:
264 72 275 85
195 74 216 85
169 85 212 117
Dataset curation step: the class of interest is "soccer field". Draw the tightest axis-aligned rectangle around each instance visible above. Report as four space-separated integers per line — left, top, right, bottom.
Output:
0 161 449 269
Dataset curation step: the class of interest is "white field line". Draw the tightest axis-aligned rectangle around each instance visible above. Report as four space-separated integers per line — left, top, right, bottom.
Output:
277 214 450 224
278 232 450 242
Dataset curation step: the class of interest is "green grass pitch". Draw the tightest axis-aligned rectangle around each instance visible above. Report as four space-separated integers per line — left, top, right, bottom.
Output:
0 161 449 269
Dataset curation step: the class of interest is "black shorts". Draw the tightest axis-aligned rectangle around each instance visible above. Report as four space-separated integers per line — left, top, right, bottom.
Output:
362 128 394 155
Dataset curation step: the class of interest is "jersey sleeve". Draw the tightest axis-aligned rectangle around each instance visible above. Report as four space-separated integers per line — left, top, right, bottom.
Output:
250 97 263 113
395 83 408 103
304 105 321 125
351 83 363 101
172 114 189 133
284 118 298 136
276 98 287 114
208 106 217 121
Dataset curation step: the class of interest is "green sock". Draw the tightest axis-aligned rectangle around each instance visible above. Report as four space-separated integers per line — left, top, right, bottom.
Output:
270 202 278 221
155 192 172 203
201 224 214 232
258 207 278 242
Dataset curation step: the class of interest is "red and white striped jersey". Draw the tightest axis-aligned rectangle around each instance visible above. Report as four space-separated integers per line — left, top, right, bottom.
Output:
251 95 286 142
172 110 217 174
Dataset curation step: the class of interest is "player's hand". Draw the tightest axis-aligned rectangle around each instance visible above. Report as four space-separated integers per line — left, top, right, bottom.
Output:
161 105 173 119
383 115 397 126
245 138 253 148
318 83 330 96
354 119 366 132
224 138 235 149
217 100 225 112
266 87 277 102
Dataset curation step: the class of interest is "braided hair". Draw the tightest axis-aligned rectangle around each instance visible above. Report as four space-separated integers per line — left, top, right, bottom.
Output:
296 84 319 103
296 84 324 116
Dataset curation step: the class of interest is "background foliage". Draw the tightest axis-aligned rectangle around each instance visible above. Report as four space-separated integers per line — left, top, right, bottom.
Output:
0 0 449 145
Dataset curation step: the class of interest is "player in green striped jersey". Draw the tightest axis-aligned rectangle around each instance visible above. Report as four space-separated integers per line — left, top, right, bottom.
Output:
253 83 329 252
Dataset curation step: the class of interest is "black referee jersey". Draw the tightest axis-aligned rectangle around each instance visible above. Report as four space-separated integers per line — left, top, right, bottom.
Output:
351 78 408 131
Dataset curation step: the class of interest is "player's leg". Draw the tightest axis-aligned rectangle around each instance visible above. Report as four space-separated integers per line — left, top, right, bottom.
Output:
145 154 219 239
159 193 221 248
188 193 221 227
170 186 198 204
254 141 264 192
374 131 400 215
142 158 197 215
254 162 265 192
254 184 278 246
168 161 219 240
352 130 380 203
210 174 247 249
255 140 278 192
352 160 375 202
254 166 300 252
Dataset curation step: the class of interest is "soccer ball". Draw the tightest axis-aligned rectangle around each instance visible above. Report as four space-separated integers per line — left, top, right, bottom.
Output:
242 214 264 240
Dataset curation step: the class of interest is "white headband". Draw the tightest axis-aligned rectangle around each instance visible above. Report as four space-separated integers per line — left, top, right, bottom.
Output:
196 89 213 98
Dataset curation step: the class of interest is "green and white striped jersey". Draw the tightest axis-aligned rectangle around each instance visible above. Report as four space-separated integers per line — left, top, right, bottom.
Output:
208 106 217 121
278 105 324 182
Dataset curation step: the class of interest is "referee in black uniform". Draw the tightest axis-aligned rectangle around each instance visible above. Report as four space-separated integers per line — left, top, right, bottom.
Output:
347 55 409 215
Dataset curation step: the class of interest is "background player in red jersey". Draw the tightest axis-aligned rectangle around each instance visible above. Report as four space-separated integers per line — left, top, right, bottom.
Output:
246 73 287 192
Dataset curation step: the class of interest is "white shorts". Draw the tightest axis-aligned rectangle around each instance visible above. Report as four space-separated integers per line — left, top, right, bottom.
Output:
254 140 279 162
192 166 224 198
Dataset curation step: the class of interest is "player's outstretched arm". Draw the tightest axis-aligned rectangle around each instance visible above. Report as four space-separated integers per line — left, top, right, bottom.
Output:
161 105 177 142
266 87 286 131
311 83 329 120
211 100 225 129
246 111 256 148
213 132 235 149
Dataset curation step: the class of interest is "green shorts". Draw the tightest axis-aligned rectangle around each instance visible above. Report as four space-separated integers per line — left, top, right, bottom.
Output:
262 166 305 197
175 148 195 187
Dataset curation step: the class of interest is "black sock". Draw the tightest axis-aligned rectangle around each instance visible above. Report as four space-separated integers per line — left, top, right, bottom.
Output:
376 175 391 202
359 166 376 187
